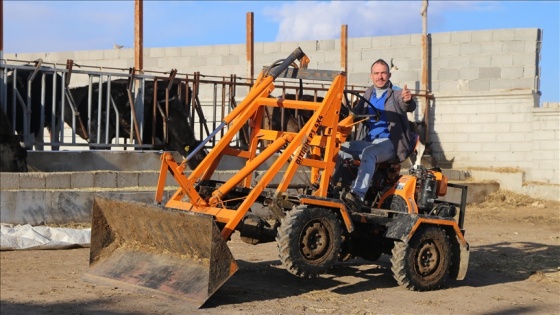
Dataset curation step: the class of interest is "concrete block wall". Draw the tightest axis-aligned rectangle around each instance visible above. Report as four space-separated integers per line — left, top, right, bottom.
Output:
6 28 557 185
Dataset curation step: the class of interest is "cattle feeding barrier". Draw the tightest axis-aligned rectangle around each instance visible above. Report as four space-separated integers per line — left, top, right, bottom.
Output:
0 58 371 154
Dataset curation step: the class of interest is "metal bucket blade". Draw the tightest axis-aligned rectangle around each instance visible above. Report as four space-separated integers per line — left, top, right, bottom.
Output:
84 195 238 308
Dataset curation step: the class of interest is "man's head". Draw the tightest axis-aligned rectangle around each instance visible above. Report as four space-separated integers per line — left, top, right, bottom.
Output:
370 59 391 89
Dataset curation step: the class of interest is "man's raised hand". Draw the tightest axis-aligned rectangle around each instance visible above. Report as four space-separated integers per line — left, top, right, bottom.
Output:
402 84 412 102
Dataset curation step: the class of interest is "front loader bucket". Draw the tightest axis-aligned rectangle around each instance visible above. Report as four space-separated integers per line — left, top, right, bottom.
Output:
84 195 238 308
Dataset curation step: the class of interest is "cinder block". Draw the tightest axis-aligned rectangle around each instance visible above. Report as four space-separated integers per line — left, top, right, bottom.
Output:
503 41 526 54
361 48 383 62
103 49 120 59
138 172 159 187
390 35 411 47
479 67 501 79
188 55 206 67
501 66 523 78
17 190 49 225
469 55 492 67
94 171 117 188
470 30 493 42
459 68 479 80
514 28 540 41
438 80 462 93
253 42 264 54
468 79 490 91
263 43 281 54
442 169 466 180
372 36 392 48
50 52 79 62
213 44 230 55
148 47 166 58
165 47 182 57
493 29 515 41
46 173 71 189
491 55 513 67
460 42 481 55
20 173 46 189
0 173 20 190
229 44 245 55
317 40 335 51
206 55 223 67
0 190 17 218
49 191 93 224
438 44 460 57
513 53 537 66
71 172 94 189
451 31 472 43
438 69 459 81
490 79 512 90
222 54 240 66
88 50 104 60
431 32 451 44
510 78 535 89
117 172 139 188
351 37 372 49
179 46 198 56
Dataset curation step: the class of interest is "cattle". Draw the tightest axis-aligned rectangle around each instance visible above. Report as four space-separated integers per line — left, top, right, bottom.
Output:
2 65 205 170
66 78 206 169
0 107 28 172
4 66 65 150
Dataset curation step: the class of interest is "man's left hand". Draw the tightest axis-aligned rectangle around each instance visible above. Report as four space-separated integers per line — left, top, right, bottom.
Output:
402 84 412 102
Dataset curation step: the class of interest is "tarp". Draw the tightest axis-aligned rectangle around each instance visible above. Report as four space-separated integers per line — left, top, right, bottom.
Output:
0 224 91 250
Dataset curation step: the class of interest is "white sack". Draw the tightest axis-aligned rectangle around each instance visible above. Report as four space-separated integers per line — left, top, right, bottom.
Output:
0 224 91 250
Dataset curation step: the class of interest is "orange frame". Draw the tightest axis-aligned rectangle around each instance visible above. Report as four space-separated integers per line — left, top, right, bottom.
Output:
155 68 355 240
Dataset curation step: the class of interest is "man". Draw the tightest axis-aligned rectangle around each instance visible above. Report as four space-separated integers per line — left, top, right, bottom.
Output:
332 59 417 211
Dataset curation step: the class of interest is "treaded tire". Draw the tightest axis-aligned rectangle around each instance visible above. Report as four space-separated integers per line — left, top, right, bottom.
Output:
276 205 342 278
390 226 451 291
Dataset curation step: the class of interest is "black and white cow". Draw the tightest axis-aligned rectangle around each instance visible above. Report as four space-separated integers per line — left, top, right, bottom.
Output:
67 78 206 169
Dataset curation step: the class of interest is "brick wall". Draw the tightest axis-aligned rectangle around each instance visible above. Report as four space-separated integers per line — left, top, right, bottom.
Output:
6 28 558 185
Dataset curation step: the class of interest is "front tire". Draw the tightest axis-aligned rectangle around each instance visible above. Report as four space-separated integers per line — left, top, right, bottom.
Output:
276 205 342 277
390 226 451 291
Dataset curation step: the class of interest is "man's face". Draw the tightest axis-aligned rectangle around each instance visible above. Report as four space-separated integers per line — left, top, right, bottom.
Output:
370 63 391 88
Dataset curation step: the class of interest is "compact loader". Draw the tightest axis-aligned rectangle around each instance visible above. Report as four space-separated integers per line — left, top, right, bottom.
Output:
85 47 469 308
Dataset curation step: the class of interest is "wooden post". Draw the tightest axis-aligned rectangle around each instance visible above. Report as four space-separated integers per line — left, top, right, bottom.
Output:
246 12 254 84
134 0 143 71
341 24 348 88
421 0 429 144
0 0 3 56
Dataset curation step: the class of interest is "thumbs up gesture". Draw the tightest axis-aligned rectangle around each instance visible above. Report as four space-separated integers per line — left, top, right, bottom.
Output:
402 84 412 102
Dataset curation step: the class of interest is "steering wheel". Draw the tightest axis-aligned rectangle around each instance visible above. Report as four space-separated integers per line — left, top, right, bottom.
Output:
342 90 381 122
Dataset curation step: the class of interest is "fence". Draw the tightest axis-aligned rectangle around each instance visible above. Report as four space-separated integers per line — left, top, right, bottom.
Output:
0 59 373 153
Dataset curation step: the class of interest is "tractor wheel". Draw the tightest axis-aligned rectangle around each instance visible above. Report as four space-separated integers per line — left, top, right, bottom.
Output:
276 205 342 278
390 226 451 291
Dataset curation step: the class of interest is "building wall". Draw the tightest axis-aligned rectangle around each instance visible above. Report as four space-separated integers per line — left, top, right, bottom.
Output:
5 28 559 185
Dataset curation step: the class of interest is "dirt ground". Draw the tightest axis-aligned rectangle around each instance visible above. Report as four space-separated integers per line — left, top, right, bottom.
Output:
1 190 559 315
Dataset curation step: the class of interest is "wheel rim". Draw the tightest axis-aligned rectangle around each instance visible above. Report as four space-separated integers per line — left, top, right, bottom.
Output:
300 220 331 263
415 240 440 276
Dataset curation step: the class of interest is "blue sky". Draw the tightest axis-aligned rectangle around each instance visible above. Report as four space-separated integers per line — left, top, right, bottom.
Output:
3 1 559 103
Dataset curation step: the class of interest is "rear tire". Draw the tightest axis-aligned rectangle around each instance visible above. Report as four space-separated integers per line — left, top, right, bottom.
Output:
390 226 451 291
276 205 342 277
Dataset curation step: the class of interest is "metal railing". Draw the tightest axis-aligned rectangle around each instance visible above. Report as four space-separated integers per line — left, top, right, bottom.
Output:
0 59 371 152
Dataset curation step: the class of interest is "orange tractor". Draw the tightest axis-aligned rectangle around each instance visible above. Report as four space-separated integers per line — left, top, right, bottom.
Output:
85 48 469 308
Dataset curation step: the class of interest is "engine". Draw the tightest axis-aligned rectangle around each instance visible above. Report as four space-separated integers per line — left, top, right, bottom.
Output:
410 165 455 217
